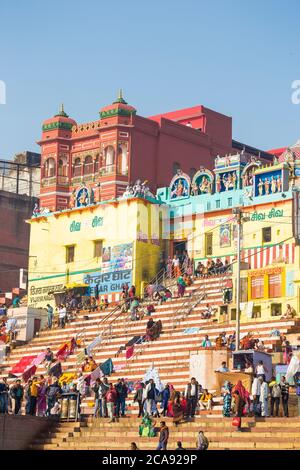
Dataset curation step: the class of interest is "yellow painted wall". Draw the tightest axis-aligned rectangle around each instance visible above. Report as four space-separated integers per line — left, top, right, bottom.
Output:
28 199 168 308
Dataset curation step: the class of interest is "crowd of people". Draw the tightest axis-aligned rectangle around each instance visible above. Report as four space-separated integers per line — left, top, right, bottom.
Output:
221 374 294 424
194 259 232 278
0 374 78 417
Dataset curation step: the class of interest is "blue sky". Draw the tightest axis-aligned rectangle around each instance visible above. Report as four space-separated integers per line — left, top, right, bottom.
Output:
0 0 300 158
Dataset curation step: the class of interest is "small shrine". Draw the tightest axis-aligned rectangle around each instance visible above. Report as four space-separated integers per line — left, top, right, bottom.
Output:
191 167 214 195
253 162 290 197
169 170 190 200
214 153 247 193
70 183 95 209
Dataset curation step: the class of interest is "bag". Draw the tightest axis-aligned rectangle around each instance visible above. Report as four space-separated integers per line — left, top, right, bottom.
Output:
200 437 209 450
232 417 241 427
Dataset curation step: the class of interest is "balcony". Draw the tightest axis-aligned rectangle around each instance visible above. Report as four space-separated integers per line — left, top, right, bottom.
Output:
41 176 57 187
100 165 128 177
57 175 69 186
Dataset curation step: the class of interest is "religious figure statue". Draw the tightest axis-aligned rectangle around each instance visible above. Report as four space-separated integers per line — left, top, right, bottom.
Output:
276 176 282 192
258 178 264 196
232 172 237 189
271 176 277 194
191 182 199 196
69 189 76 209
264 178 270 195
242 172 249 187
216 175 221 193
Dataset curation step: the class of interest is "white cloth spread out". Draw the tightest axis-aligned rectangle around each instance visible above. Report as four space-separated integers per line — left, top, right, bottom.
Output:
143 366 164 391
286 355 300 383
86 335 102 356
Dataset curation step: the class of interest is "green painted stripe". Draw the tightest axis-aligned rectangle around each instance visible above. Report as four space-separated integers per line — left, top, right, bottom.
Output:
29 266 103 283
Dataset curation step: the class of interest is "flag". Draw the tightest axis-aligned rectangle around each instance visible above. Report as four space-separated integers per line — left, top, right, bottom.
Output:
100 358 113 376
49 362 62 378
86 335 102 356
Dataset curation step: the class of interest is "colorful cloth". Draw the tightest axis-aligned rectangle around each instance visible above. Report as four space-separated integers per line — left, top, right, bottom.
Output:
56 343 69 361
90 366 103 384
11 355 36 375
37 383 47 416
126 345 134 359
100 358 113 376
31 351 46 366
22 365 37 382
49 362 62 378
76 350 86 364
58 373 76 385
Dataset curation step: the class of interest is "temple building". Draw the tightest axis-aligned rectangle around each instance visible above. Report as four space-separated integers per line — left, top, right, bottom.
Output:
38 92 273 213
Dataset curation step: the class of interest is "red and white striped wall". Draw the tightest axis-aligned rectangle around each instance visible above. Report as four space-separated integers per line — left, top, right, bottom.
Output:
221 242 295 269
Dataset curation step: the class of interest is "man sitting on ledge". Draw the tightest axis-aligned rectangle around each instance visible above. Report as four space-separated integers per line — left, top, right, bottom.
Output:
281 304 296 320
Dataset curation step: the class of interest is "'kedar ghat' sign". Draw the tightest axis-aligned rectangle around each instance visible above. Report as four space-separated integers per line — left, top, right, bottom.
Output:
70 216 103 232
83 270 132 295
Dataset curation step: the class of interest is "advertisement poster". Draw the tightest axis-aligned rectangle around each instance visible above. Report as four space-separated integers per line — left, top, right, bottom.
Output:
102 243 133 273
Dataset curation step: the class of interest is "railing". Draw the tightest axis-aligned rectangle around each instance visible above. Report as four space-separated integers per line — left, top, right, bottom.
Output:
172 284 207 329
57 175 69 186
42 176 57 187
99 165 128 177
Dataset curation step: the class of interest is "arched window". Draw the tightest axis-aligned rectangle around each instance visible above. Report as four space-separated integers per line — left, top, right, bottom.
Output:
173 162 181 175
117 145 128 175
104 146 115 167
73 158 81 177
83 155 93 175
58 157 68 177
94 154 99 173
44 157 56 178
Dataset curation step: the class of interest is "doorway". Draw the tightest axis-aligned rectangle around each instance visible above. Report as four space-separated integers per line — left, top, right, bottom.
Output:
171 240 187 263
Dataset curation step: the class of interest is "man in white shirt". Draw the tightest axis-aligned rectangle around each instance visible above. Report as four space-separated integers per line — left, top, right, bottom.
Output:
251 376 261 416
58 304 67 328
259 377 269 417
172 255 181 278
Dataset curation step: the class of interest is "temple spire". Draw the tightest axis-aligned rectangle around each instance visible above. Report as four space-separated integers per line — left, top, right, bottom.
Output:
114 89 127 105
55 103 69 118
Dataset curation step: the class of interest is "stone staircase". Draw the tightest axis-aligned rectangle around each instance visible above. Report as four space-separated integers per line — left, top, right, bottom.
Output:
1 273 299 418
29 416 300 450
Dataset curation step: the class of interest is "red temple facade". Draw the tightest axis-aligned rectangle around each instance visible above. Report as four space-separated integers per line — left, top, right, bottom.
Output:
38 92 234 212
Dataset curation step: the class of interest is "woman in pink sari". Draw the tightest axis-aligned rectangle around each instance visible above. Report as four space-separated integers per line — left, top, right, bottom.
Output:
37 376 47 417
